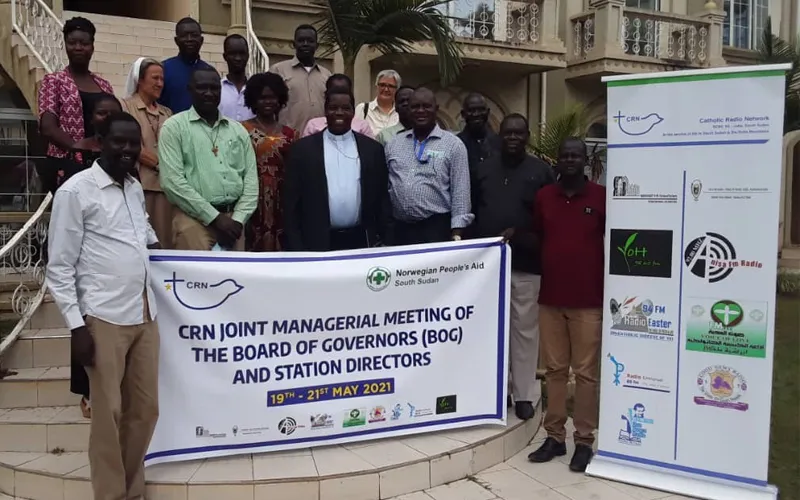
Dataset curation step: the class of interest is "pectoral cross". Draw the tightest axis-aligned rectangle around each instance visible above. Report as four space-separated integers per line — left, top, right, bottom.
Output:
212 146 219 156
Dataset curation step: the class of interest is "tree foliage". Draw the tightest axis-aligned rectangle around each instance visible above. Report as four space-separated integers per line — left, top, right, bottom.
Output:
759 17 800 133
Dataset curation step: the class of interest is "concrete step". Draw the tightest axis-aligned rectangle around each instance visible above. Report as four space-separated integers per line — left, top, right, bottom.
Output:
0 407 541 500
1 329 70 371
0 367 78 409
0 406 87 453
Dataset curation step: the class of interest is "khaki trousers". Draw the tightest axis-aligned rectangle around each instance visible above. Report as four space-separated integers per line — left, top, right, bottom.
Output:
85 311 159 500
539 305 602 446
172 207 245 251
144 191 174 250
508 271 541 402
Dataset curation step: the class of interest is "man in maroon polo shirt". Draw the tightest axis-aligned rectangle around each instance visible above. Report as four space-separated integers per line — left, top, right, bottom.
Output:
528 137 605 473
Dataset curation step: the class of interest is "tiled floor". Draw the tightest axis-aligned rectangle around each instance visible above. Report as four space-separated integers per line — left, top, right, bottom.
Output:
387 425 699 500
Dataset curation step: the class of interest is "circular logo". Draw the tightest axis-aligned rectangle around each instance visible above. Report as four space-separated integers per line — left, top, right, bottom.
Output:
710 300 744 328
750 309 765 322
696 365 748 409
641 299 654 317
366 266 391 291
684 232 736 283
278 417 298 435
349 409 362 420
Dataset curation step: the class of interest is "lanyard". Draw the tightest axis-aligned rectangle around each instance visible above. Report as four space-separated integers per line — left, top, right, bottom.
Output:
413 137 430 163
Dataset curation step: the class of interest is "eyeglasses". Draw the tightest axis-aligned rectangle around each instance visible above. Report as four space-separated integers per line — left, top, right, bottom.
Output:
377 83 398 90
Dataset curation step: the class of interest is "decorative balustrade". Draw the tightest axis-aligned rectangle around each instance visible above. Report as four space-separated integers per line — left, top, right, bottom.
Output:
622 8 708 65
0 193 52 363
11 0 66 73
445 0 544 45
244 0 269 75
571 12 595 59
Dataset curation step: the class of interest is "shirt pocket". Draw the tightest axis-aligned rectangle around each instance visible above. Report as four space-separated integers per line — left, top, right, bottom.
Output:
225 137 244 166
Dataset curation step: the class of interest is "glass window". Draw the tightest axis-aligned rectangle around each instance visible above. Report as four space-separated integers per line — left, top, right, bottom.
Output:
723 0 768 50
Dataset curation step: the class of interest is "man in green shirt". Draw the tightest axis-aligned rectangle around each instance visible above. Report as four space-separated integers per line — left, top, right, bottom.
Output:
376 85 414 147
159 67 258 250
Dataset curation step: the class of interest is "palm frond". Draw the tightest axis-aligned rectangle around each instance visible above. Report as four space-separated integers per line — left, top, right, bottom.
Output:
313 0 463 85
530 104 591 163
759 17 800 133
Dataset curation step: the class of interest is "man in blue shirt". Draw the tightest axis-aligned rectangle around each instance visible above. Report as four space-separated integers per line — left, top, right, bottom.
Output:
159 17 213 113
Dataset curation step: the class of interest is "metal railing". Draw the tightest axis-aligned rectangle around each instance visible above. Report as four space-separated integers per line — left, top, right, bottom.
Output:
245 0 270 75
0 192 52 360
622 8 708 65
571 12 595 59
11 0 66 74
445 0 544 45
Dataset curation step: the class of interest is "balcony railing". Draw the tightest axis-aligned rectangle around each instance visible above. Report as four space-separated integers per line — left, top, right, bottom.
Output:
622 8 708 65
444 0 544 45
572 12 595 59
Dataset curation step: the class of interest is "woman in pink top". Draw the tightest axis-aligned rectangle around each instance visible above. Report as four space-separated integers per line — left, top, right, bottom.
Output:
301 74 374 138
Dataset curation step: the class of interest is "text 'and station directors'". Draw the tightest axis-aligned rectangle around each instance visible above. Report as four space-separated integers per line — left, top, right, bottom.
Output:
175 305 477 385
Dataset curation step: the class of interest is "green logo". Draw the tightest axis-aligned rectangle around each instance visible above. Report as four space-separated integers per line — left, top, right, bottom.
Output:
710 300 744 328
617 232 647 272
366 266 391 291
343 408 366 427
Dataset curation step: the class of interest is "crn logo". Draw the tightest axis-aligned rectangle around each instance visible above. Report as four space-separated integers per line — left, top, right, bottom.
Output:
163 272 244 310
613 111 665 136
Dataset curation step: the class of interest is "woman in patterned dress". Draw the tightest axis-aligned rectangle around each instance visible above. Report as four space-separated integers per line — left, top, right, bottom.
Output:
241 73 297 251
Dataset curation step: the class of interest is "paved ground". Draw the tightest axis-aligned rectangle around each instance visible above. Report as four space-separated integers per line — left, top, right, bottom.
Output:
389 423 697 500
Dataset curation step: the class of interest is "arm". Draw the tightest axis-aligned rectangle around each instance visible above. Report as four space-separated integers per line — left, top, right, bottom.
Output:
357 120 375 139
282 142 304 250
38 74 76 152
139 187 160 248
301 121 314 138
45 189 85 329
158 119 219 225
448 141 474 233
232 131 258 225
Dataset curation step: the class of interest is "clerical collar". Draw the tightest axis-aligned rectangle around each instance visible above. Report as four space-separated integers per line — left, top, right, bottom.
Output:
324 129 354 142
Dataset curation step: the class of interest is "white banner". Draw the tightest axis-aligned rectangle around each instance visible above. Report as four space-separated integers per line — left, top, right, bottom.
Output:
144 239 510 465
589 65 788 500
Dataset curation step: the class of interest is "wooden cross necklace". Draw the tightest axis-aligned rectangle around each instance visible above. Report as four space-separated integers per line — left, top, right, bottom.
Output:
202 123 222 156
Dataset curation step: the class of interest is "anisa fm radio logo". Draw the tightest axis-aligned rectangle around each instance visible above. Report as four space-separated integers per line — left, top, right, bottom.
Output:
163 272 245 310
613 111 665 136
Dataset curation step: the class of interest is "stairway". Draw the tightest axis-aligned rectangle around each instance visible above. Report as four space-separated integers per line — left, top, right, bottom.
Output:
0 296 543 500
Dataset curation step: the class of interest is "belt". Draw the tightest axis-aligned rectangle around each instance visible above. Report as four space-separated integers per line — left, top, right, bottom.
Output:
213 202 237 213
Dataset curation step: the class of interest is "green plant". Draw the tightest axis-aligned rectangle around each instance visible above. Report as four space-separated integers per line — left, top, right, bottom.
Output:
617 232 639 272
777 268 800 295
529 104 606 181
759 18 800 133
313 0 463 89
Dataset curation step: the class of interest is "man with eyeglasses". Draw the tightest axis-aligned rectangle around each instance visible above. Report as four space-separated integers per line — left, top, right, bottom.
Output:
386 87 473 245
356 70 402 135
159 17 213 113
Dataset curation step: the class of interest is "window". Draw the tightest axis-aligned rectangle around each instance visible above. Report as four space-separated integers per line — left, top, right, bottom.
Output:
723 0 768 50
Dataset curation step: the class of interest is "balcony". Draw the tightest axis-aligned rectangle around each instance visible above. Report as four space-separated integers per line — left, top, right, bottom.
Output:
413 0 567 71
567 0 726 79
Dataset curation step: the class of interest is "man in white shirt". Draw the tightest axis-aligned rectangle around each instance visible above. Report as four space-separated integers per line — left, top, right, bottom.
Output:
355 69 401 136
46 111 161 500
219 34 255 121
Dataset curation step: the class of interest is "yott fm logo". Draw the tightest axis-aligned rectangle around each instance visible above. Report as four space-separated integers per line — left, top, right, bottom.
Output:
366 266 391 291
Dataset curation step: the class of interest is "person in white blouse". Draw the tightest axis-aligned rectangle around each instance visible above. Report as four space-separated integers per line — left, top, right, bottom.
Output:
355 69 401 136
46 111 161 500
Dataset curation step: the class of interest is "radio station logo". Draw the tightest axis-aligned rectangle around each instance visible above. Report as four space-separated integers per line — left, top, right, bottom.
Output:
612 176 677 204
343 408 367 427
689 178 771 202
407 402 433 418
310 413 334 430
618 403 653 446
609 296 674 341
607 353 670 393
391 403 403 420
164 271 244 310
690 179 702 201
435 395 458 415
613 111 665 136
609 230 673 278
369 406 387 423
366 267 392 291
194 426 226 439
683 232 763 283
695 365 748 411
278 417 303 436
685 299 768 358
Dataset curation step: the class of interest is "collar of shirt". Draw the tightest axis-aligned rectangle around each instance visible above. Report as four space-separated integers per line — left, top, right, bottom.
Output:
401 124 444 141
222 76 246 91
168 55 205 67
91 161 135 189
323 128 356 144
556 177 592 197
368 99 395 115
187 106 230 128
290 56 321 71
128 94 170 116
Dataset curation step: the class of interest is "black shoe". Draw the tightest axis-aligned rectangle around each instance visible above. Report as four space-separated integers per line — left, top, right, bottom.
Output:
507 395 513 408
528 437 566 463
569 444 594 472
515 401 534 420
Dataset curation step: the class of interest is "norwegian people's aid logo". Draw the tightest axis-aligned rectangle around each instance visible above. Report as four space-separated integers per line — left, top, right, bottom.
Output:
366 266 391 291
164 271 244 310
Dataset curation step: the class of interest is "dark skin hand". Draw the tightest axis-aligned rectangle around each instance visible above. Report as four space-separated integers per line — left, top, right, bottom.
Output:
71 326 94 367
211 213 243 248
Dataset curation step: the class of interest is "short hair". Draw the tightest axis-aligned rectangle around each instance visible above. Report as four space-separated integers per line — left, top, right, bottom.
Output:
500 113 529 130
176 17 202 35
326 73 352 91
462 92 486 108
223 34 247 51
324 87 355 109
93 93 122 112
97 111 140 138
294 24 317 38
63 17 96 41
190 66 220 83
396 85 416 94
137 58 162 81
560 136 588 155
243 72 289 112
375 69 402 87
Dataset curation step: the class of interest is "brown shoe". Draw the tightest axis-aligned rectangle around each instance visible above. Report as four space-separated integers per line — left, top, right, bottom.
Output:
80 397 92 419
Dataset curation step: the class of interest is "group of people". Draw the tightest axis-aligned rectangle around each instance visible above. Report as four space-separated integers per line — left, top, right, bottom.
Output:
41 14 606 500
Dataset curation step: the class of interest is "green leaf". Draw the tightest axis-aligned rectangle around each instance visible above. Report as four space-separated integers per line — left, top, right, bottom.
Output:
616 246 625 253
759 17 800 133
624 233 638 251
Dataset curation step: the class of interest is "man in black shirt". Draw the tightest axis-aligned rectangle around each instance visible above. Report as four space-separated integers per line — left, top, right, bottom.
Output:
457 93 501 174
471 113 555 420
